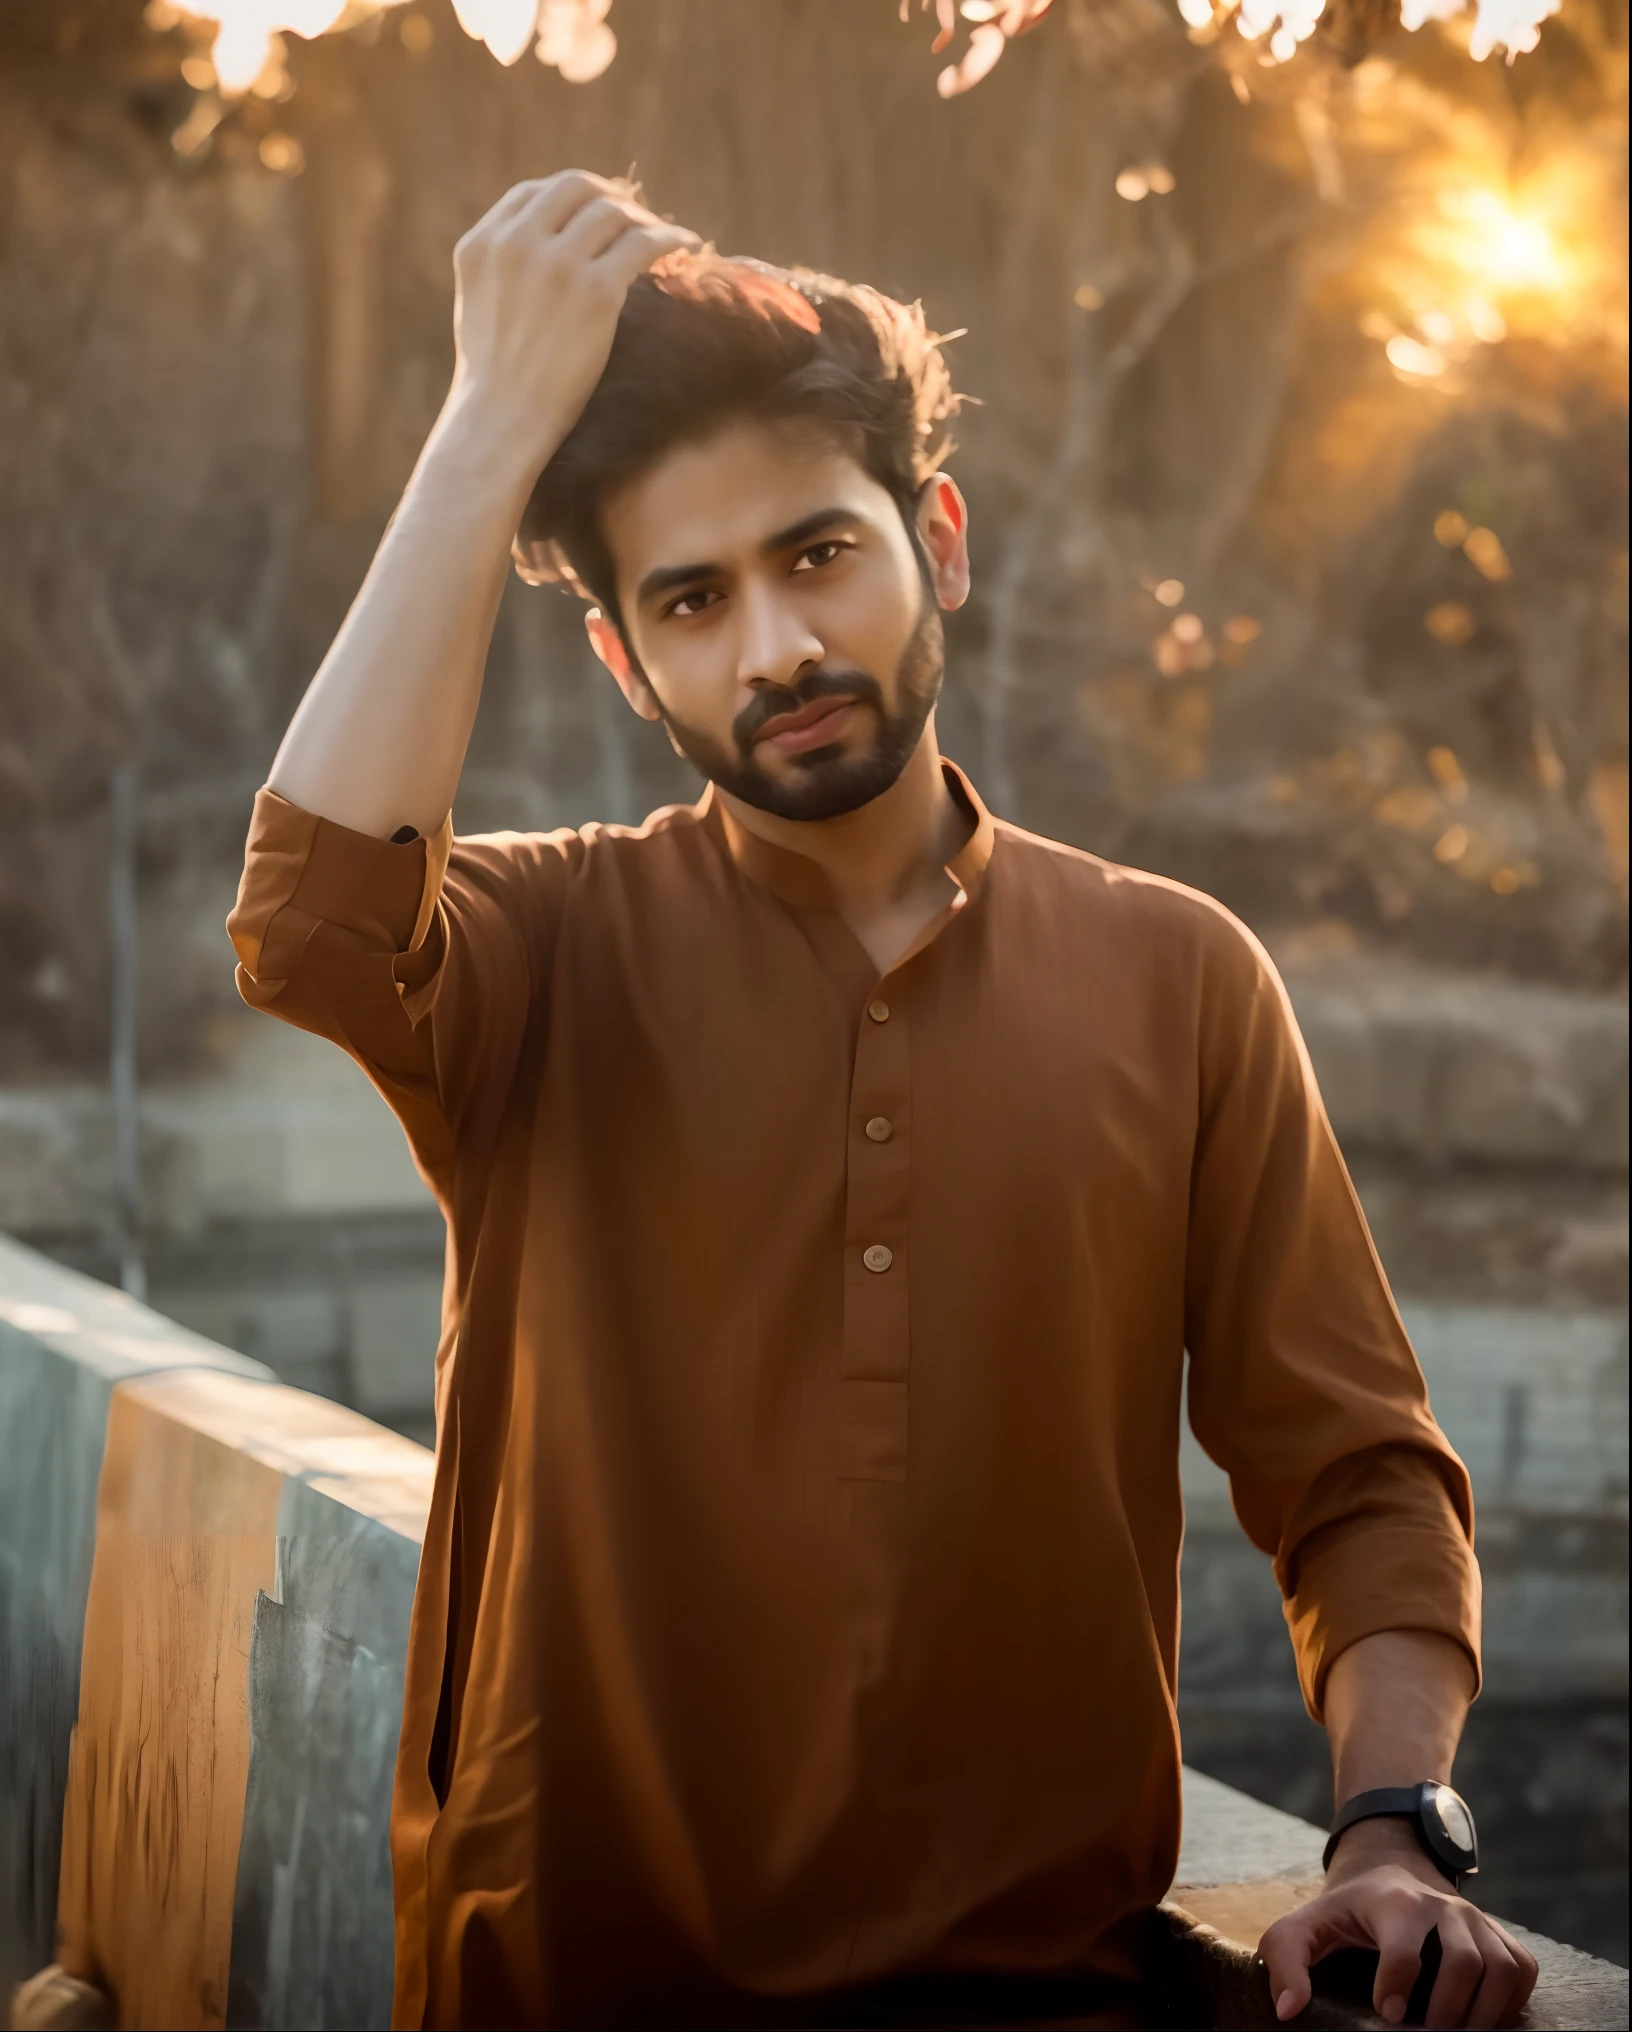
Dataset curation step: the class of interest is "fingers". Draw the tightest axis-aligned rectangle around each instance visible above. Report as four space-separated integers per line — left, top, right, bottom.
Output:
595 220 699 286
1257 1912 1317 2024
1422 1911 1488 2029
467 169 631 247
530 170 637 238
1461 1911 1536 2030
1266 1869 1538 2030
555 191 663 264
453 167 697 308
477 177 554 231
1491 1920 1540 2019
1371 1909 1428 2025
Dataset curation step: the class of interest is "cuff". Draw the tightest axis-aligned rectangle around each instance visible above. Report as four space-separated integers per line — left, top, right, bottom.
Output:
1283 1519 1483 1721
228 788 453 990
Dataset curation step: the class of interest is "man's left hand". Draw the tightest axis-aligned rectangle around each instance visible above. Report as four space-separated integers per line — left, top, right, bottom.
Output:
1258 1819 1539 2028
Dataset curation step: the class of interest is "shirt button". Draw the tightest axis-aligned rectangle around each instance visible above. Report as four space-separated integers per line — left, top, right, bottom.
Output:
862 1244 893 1274
867 999 890 1023
865 1116 893 1143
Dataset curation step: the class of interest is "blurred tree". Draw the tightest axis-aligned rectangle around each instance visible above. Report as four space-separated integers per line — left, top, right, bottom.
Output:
0 0 1624 1082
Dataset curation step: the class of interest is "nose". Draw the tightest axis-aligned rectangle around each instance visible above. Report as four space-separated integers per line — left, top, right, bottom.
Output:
735 577 825 694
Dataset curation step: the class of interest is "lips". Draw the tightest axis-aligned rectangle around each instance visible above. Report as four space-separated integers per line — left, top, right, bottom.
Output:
754 697 858 754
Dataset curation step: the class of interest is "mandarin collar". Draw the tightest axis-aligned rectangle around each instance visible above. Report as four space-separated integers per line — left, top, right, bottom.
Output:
695 760 997 915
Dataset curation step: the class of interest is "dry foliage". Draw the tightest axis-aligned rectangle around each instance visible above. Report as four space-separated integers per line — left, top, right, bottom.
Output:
0 0 1625 1079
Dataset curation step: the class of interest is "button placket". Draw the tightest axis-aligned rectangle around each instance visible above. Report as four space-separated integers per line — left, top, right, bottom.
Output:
839 977 913 1481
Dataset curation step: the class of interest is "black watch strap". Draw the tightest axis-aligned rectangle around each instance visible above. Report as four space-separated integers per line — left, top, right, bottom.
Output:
1325 1786 1423 1870
1324 1783 1475 1885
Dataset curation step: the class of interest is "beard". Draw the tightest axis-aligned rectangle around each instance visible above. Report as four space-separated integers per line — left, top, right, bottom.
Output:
653 598 945 823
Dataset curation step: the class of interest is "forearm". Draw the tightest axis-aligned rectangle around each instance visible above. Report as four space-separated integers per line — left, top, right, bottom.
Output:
267 174 692 841
267 173 693 842
1324 1627 1474 1801
1321 1627 1475 1880
268 394 542 840
1264 1628 1535 2026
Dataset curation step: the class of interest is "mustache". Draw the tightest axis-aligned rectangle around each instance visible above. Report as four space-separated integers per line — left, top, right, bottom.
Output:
733 667 885 751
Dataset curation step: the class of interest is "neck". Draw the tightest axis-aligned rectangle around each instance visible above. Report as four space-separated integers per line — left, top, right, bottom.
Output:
716 717 967 919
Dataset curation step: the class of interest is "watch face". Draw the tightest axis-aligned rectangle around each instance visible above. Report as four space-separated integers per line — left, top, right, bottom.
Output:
1429 1786 1476 1857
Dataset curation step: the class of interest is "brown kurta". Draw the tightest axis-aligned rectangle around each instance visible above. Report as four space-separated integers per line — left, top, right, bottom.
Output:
228 763 1479 2029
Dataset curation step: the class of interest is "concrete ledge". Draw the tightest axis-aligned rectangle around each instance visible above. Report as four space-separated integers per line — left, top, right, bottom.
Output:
0 1238 272 2002
228 1476 422 2029
0 1236 429 2028
1170 1769 1630 2029
2 1234 1626 2030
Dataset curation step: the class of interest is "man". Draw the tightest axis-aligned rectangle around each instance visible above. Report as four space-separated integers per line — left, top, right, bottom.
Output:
230 172 1537 2030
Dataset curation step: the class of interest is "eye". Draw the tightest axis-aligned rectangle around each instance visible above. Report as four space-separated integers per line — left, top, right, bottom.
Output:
791 539 849 573
664 587 721 620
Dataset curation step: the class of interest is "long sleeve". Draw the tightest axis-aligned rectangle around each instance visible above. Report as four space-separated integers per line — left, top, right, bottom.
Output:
1182 916 1480 1719
227 787 580 1194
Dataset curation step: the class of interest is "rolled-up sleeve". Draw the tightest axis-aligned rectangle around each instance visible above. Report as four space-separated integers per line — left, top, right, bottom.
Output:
229 789 449 998
227 787 578 1191
1182 917 1480 1719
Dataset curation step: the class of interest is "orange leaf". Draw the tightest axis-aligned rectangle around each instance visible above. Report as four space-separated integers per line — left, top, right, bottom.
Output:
937 21 1007 94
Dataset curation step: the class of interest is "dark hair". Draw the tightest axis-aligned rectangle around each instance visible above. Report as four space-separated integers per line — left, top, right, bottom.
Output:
516 249 962 631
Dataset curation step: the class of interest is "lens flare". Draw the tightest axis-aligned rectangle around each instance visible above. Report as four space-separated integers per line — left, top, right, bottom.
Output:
1454 193 1563 291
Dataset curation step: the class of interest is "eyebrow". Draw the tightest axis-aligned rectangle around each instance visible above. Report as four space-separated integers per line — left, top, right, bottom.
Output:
634 507 859 609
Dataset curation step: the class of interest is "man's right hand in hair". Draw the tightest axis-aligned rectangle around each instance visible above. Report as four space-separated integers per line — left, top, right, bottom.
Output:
448 173 697 481
266 173 695 842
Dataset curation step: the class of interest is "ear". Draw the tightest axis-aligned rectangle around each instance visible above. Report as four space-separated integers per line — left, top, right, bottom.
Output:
586 609 664 722
916 474 971 613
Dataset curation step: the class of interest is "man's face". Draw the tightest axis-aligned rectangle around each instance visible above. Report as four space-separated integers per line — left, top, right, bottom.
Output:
595 421 966 821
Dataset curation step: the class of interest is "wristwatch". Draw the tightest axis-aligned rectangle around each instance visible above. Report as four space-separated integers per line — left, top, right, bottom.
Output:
1324 1781 1479 1886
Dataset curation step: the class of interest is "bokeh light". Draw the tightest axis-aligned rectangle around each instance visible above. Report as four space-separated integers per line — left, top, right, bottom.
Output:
150 0 618 99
